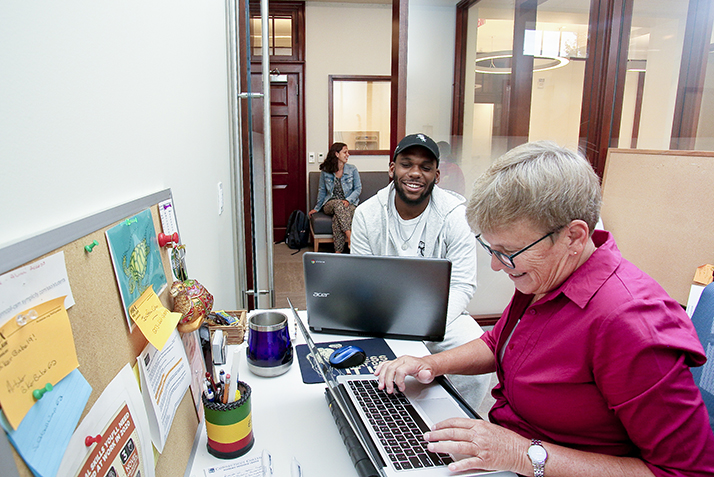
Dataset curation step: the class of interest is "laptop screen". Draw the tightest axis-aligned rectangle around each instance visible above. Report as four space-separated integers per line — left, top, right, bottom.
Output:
303 252 451 341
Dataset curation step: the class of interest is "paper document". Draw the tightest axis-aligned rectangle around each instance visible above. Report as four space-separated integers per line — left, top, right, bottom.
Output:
0 296 79 429
203 451 271 477
138 330 191 452
57 364 155 477
0 368 91 477
128 286 182 351
180 329 206 420
0 251 75 327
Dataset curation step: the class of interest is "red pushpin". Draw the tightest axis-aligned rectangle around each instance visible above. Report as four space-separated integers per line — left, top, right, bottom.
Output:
158 232 179 247
85 434 102 446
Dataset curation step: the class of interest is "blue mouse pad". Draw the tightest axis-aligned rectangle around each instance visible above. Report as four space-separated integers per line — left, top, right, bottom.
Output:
295 338 397 384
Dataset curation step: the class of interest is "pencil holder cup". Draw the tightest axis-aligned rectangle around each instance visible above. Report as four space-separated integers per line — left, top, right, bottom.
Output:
203 381 254 459
246 311 293 377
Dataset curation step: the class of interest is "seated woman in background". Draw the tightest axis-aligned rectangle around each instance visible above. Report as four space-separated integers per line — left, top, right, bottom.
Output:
376 141 714 476
309 142 362 253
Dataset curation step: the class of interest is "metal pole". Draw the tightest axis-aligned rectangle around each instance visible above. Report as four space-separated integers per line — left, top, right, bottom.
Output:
225 0 248 309
260 0 275 308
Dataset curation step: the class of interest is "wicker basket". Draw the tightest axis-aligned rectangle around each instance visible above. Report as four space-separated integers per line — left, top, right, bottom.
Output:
206 310 247 345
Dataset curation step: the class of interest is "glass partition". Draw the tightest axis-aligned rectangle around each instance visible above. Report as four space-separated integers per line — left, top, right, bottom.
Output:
695 26 714 150
618 0 690 150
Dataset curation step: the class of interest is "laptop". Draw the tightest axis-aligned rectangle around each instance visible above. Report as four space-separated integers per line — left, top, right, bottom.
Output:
287 298 514 477
303 252 451 341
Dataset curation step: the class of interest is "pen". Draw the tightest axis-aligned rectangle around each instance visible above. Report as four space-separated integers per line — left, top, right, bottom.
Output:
262 449 273 476
205 387 214 402
219 369 226 384
206 372 217 394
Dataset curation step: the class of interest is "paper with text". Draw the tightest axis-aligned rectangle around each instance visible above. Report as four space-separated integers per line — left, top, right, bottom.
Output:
57 364 155 477
0 295 79 429
0 368 91 477
202 454 265 477
129 286 181 351
0 251 75 327
138 330 191 453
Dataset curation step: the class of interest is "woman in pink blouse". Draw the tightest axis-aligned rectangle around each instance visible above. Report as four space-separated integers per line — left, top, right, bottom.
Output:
376 141 714 477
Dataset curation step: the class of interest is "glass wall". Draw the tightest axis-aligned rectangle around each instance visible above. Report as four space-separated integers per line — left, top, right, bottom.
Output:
406 0 713 315
696 27 714 150
619 0 690 150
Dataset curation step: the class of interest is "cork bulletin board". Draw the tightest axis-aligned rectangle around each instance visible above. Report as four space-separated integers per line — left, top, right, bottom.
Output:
601 149 714 305
0 189 199 477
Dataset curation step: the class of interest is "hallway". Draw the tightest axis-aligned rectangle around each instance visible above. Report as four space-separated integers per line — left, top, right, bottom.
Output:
273 243 309 310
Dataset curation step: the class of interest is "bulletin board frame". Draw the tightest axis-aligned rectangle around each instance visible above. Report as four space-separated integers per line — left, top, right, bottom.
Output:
0 189 200 477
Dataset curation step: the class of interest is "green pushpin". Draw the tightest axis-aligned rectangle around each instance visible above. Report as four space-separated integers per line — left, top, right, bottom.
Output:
84 240 99 252
33 383 53 400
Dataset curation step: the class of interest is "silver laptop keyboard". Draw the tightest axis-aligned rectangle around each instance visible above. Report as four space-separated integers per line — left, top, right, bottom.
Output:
348 380 455 471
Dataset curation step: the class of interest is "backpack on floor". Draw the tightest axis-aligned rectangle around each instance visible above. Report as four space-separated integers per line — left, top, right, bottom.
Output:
284 209 310 250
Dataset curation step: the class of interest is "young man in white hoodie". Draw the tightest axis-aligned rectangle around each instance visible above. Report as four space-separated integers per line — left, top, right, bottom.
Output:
351 133 491 410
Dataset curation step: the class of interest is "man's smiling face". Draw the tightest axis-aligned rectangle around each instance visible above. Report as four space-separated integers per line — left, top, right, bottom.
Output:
390 146 440 208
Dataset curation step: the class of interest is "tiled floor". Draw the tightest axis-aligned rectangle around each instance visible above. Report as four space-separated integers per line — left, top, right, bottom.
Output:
272 242 498 419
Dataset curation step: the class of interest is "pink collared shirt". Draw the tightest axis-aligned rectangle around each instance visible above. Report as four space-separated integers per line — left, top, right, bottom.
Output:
481 230 714 476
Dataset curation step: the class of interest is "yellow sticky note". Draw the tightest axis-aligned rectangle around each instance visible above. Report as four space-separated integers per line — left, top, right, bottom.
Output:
128 286 181 351
0 296 79 429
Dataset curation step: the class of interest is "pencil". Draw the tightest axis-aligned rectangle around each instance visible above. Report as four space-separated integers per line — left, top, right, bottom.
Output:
222 374 230 404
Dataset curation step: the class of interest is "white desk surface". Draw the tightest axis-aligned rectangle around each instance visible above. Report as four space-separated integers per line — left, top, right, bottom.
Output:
186 309 511 477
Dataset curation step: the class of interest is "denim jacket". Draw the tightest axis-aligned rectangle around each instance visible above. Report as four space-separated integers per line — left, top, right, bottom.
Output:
313 163 362 211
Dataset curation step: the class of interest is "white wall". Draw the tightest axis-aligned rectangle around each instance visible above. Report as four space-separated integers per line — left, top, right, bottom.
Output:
0 1 240 309
305 1 392 172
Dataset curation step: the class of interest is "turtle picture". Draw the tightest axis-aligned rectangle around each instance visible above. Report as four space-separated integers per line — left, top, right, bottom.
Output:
123 238 150 295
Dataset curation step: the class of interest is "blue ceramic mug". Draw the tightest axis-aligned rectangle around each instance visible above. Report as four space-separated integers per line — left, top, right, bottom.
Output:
246 311 293 377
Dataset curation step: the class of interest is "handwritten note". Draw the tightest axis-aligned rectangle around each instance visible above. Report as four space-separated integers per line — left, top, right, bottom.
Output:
129 286 181 351
0 368 91 477
0 296 79 429
0 251 75 327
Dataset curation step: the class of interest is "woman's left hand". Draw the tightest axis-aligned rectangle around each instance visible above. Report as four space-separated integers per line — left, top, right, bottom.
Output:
424 418 527 473
342 200 349 208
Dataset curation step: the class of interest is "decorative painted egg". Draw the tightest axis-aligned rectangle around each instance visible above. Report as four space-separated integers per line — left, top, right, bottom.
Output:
171 279 214 333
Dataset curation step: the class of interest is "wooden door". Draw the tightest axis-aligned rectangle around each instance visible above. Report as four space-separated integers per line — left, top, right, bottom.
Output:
250 71 304 240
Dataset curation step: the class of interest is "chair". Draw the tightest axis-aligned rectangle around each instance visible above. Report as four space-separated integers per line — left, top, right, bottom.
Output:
308 171 390 252
690 281 714 430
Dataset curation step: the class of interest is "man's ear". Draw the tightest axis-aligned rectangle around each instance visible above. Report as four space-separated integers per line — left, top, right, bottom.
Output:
388 161 395 179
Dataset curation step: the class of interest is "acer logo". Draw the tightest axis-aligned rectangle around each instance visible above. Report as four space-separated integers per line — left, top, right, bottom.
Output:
312 292 330 298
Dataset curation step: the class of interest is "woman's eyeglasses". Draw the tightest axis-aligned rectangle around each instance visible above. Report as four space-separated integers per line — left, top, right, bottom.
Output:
475 232 555 269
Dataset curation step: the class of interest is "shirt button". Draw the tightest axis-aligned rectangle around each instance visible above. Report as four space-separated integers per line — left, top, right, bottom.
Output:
529 309 536 315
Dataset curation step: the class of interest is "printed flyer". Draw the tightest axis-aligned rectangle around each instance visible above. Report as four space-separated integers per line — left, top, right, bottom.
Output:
57 364 154 477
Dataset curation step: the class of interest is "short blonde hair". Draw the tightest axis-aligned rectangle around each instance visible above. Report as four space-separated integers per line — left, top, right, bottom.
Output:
466 141 601 235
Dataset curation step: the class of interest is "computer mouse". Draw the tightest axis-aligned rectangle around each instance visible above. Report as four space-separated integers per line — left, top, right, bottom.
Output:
329 345 367 369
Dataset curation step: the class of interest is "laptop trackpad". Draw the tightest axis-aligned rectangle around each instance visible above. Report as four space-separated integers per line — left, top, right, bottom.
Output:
418 398 466 425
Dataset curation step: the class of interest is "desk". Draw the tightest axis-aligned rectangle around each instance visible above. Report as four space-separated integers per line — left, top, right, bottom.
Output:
186 309 514 477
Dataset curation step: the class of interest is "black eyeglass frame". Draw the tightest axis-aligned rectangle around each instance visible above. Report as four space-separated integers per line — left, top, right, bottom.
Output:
475 231 555 269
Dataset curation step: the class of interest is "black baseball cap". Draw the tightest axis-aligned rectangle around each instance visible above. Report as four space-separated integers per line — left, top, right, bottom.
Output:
392 133 440 165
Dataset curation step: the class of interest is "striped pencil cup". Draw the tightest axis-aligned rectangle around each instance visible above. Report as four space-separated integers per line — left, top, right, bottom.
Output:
203 381 254 459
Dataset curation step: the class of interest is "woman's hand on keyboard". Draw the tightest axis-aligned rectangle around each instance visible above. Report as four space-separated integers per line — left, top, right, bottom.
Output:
423 417 529 474
374 355 437 394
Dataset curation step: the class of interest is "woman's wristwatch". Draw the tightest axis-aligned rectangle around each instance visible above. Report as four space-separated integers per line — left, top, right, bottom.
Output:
527 439 548 477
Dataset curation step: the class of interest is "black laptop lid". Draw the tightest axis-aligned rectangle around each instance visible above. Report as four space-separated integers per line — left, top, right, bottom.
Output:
303 252 451 341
